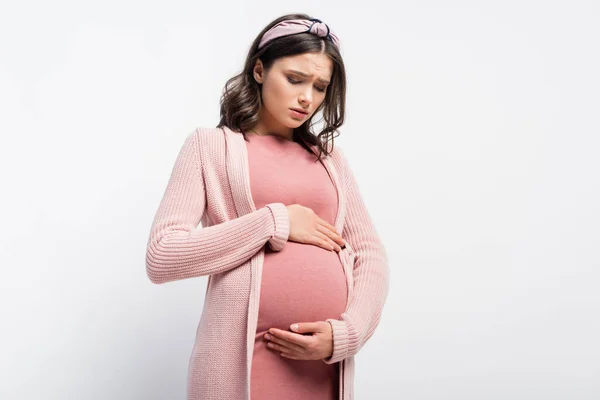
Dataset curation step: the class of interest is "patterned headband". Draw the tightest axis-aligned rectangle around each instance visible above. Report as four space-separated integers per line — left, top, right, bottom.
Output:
258 18 340 50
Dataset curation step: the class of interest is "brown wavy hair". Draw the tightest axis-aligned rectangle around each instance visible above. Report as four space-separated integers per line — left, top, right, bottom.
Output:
216 13 347 161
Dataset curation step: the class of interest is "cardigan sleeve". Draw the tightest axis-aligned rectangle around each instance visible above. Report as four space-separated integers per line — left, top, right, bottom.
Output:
323 148 390 364
145 129 290 284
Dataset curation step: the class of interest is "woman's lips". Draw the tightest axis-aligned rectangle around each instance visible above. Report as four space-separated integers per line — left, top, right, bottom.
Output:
290 108 308 118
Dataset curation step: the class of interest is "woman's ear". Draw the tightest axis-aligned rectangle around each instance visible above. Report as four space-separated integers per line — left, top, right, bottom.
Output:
253 59 264 84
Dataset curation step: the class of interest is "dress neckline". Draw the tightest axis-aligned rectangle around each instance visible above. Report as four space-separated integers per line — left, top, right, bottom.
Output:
247 133 293 142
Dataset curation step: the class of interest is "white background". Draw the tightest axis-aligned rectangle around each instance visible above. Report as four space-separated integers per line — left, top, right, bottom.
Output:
1 1 599 399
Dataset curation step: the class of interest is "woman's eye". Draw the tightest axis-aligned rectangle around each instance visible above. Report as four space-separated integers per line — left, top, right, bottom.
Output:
287 77 326 93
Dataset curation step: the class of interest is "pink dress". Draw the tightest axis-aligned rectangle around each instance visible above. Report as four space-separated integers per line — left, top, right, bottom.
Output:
245 133 348 400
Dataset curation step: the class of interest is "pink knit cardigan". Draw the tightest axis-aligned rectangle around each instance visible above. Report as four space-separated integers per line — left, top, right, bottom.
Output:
145 126 389 400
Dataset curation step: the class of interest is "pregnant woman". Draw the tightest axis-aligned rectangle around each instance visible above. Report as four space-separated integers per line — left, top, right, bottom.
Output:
145 13 389 400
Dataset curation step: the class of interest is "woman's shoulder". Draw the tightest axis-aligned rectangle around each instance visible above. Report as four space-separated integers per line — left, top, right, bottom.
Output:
327 142 349 168
188 126 227 139
173 127 228 169
180 126 231 151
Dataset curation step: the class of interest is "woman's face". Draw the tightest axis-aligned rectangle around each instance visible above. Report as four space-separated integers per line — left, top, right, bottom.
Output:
253 52 333 135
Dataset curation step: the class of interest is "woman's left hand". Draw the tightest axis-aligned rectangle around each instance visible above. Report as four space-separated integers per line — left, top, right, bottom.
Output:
264 321 333 360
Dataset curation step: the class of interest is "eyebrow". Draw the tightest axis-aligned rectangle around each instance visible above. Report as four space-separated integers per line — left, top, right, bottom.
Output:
285 69 330 85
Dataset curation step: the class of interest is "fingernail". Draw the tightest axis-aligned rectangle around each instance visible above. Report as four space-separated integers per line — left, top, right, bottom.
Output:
264 334 271 340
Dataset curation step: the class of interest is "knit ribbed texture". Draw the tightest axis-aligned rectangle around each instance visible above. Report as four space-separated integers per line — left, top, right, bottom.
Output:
145 131 289 283
145 126 389 400
264 202 290 251
323 149 390 365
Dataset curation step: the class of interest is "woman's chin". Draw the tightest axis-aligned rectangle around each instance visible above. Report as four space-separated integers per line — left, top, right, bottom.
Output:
275 114 310 130
279 120 301 129
287 117 308 128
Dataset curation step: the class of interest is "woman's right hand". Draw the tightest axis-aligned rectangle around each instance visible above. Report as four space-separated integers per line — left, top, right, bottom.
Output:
286 204 345 252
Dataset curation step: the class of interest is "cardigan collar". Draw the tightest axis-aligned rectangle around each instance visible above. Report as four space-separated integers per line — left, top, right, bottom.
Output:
221 125 346 235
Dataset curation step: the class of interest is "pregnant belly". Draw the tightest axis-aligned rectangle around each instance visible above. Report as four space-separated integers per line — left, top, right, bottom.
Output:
256 241 348 333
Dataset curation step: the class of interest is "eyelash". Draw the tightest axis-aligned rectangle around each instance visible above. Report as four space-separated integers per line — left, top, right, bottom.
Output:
287 77 326 93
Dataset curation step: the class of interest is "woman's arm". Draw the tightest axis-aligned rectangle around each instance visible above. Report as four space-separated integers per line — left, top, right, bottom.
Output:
145 129 289 284
323 148 390 364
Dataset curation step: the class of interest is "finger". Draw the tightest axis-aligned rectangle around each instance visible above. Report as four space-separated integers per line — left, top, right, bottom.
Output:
279 352 303 360
315 227 342 251
266 341 298 356
317 219 345 246
313 231 338 251
305 230 334 251
290 322 325 334
268 328 312 348
266 334 304 353
317 217 338 235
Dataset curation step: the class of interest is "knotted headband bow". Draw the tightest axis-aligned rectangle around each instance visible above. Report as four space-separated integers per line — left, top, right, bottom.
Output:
258 18 340 50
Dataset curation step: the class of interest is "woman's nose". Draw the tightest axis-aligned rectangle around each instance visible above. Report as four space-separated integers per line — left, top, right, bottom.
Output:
299 91 312 106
